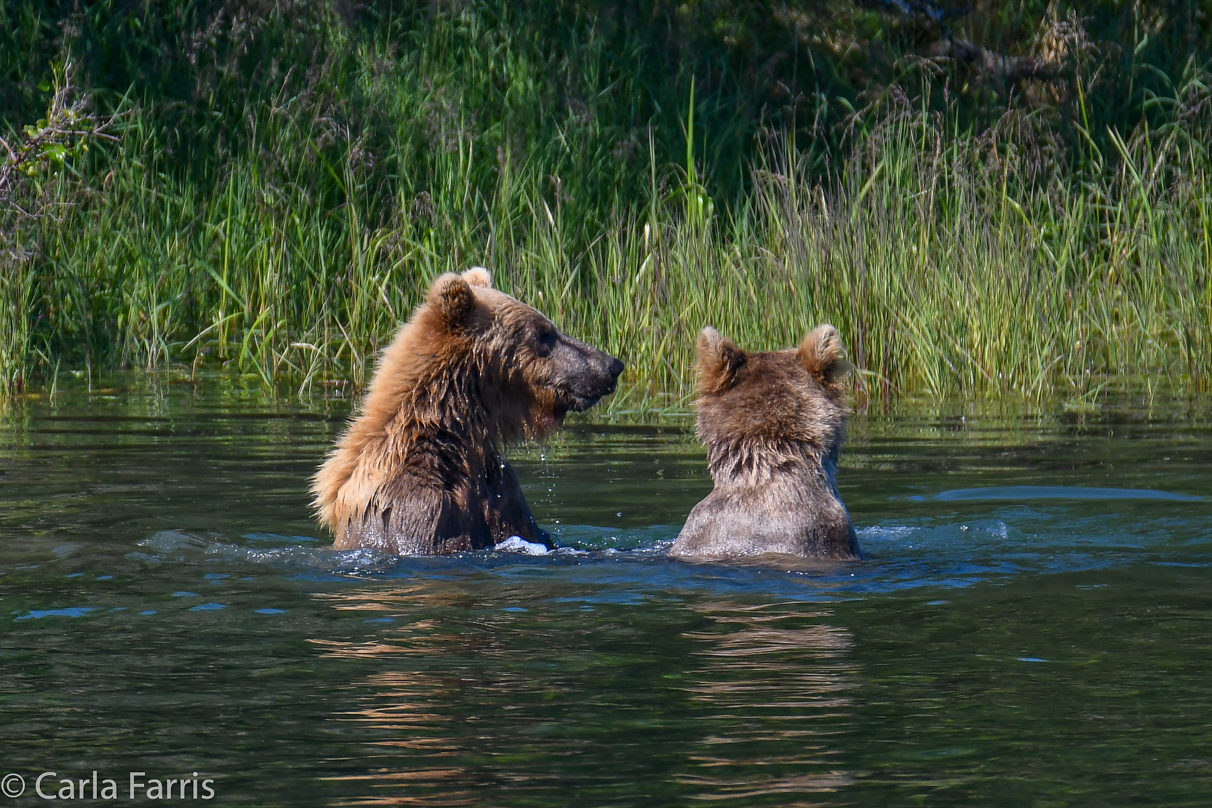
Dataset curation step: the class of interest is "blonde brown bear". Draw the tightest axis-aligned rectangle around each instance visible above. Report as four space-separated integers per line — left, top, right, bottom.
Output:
312 268 623 555
670 325 860 560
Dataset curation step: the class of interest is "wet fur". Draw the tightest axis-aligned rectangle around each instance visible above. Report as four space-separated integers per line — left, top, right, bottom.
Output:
311 268 621 554
671 325 860 561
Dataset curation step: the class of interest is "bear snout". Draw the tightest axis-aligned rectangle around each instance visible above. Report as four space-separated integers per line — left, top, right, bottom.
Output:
555 339 623 411
583 349 623 400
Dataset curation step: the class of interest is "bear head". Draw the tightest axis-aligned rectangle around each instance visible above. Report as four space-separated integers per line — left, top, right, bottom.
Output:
693 324 851 480
416 267 624 439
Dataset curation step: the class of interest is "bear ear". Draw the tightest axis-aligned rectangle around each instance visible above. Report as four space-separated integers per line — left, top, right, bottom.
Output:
696 326 746 394
427 273 479 329
462 266 493 288
798 324 851 387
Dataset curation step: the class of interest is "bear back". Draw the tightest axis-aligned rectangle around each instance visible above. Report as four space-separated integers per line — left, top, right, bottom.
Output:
671 324 859 561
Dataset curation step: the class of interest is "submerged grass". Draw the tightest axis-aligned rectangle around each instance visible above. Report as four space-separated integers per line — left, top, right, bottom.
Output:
2 2 1210 409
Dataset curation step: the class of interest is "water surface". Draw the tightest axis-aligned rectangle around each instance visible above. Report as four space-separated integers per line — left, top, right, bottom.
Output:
2 378 1210 805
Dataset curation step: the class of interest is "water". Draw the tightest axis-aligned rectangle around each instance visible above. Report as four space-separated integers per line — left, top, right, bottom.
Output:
2 378 1211 806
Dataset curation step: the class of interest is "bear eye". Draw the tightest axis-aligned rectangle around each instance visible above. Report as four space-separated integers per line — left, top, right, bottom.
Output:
533 325 558 357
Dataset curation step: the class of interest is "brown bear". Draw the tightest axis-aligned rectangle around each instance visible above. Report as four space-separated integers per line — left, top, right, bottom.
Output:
311 267 623 555
670 324 860 561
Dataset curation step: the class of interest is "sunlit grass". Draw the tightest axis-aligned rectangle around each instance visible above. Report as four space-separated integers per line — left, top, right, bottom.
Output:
7 105 1212 408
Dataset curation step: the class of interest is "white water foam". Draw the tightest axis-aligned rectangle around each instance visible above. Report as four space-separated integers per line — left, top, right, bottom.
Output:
494 536 552 555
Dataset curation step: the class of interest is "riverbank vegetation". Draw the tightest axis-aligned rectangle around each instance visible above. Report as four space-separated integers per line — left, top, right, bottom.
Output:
2 0 1209 409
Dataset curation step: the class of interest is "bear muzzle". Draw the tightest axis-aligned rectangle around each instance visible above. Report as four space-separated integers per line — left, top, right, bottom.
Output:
556 338 624 414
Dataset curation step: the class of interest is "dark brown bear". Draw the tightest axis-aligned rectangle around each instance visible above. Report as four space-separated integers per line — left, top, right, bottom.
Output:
670 324 860 561
312 267 623 555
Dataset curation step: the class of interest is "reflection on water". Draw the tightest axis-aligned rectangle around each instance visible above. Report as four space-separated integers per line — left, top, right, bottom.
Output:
2 376 1212 805
311 585 859 806
316 587 478 807
676 602 855 802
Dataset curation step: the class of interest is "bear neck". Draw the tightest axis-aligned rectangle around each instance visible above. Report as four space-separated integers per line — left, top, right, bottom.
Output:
391 350 524 484
705 436 838 490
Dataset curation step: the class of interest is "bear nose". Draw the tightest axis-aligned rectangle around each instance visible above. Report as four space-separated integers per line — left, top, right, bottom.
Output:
608 357 624 379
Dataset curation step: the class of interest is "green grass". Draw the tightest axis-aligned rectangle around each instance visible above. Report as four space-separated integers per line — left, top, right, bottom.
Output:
2 1 1210 410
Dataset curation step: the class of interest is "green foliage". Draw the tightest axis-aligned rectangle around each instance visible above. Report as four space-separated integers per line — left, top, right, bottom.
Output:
1 0 1210 405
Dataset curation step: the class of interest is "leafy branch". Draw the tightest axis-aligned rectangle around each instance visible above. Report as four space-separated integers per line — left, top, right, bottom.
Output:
0 61 119 215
